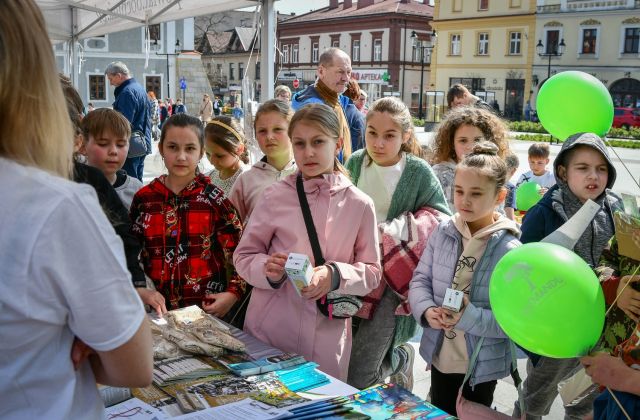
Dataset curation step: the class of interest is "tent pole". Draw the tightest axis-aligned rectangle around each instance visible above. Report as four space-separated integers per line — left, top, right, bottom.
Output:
260 0 275 101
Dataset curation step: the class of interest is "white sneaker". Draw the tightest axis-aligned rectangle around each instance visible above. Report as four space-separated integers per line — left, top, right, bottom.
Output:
389 343 415 392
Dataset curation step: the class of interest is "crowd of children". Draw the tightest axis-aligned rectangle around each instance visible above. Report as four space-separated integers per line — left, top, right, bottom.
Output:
71 88 638 418
3 7 637 415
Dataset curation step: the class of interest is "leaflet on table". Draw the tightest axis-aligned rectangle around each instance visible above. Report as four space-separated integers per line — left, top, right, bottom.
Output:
153 356 224 386
185 372 308 409
104 398 164 420
172 398 291 420
274 362 330 392
98 384 132 407
217 352 306 377
345 383 455 420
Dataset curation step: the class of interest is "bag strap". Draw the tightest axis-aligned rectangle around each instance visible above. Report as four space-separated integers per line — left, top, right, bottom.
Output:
296 172 325 266
461 338 525 414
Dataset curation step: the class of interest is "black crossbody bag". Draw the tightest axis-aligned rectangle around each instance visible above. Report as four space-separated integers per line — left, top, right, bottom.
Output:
295 172 362 319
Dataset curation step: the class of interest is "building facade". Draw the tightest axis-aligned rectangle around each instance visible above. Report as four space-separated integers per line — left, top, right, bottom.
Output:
277 0 435 113
533 0 640 109
431 0 537 120
54 18 211 113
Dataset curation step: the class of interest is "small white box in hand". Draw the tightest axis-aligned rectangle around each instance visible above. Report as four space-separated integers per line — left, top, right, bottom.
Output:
284 253 313 296
443 288 464 312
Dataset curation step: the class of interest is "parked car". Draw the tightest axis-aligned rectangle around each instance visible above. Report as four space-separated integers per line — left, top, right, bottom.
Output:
613 107 640 129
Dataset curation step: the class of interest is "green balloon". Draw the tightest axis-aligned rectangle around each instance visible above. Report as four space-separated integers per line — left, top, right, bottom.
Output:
516 181 542 211
489 243 605 358
536 71 613 140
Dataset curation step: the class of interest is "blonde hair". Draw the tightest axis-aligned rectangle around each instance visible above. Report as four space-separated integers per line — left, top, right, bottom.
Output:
288 103 349 178
254 99 294 130
274 85 292 99
364 97 422 166
0 0 73 178
433 106 510 164
205 116 248 164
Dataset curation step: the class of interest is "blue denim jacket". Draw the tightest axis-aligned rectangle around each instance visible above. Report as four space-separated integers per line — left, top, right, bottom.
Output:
113 78 151 154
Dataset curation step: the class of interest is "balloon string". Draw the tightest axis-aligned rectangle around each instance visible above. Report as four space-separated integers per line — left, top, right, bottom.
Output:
603 137 640 193
607 387 632 420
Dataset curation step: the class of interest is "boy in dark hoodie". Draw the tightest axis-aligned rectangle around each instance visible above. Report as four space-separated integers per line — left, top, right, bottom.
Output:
513 132 623 419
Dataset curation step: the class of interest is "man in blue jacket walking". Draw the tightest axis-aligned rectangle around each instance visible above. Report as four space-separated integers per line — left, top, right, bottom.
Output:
106 61 151 181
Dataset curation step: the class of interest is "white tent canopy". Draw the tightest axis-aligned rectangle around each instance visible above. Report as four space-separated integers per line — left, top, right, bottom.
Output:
36 0 276 99
37 0 260 43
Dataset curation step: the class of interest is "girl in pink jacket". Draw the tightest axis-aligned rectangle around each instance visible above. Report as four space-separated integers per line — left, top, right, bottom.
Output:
233 104 381 381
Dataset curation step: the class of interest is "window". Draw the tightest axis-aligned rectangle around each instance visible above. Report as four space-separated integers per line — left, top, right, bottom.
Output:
88 75 106 101
352 39 360 62
479 0 489 10
149 24 161 42
478 32 489 55
581 28 597 54
147 24 162 52
624 28 640 53
330 34 340 48
450 77 485 93
312 42 319 63
509 32 521 55
373 39 382 61
545 30 560 54
229 63 235 80
292 44 299 63
282 44 289 64
84 35 108 51
145 76 161 100
450 34 461 55
239 63 244 79
255 62 260 79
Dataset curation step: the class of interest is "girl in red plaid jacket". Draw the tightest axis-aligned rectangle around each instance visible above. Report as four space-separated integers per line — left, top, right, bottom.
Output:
130 114 245 318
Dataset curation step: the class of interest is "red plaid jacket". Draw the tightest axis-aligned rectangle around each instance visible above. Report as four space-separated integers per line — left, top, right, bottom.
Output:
130 174 244 309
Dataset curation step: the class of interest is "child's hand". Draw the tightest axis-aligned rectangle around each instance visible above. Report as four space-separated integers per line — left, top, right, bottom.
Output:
137 288 167 316
202 292 238 318
539 187 548 196
425 307 447 330
264 252 288 282
616 275 640 322
441 295 469 330
302 265 332 301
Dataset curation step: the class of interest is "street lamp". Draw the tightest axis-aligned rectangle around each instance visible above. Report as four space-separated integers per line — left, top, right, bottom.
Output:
536 38 566 82
411 30 436 120
155 39 182 98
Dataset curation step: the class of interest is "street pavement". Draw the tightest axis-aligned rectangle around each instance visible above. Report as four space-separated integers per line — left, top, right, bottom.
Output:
141 131 640 419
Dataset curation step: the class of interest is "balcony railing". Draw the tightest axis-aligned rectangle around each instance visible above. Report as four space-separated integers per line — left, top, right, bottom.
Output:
537 0 636 13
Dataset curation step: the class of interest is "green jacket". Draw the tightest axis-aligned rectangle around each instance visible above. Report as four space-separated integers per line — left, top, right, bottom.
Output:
345 150 451 346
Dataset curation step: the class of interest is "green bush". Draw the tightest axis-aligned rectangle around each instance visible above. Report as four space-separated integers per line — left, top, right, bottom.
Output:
514 133 640 149
508 121 548 134
413 117 425 127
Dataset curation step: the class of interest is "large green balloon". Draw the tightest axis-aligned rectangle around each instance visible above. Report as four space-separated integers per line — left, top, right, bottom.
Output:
489 243 605 358
515 181 542 211
537 71 613 140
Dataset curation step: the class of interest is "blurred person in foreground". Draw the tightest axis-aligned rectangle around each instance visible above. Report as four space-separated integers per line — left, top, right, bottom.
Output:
0 2 153 419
